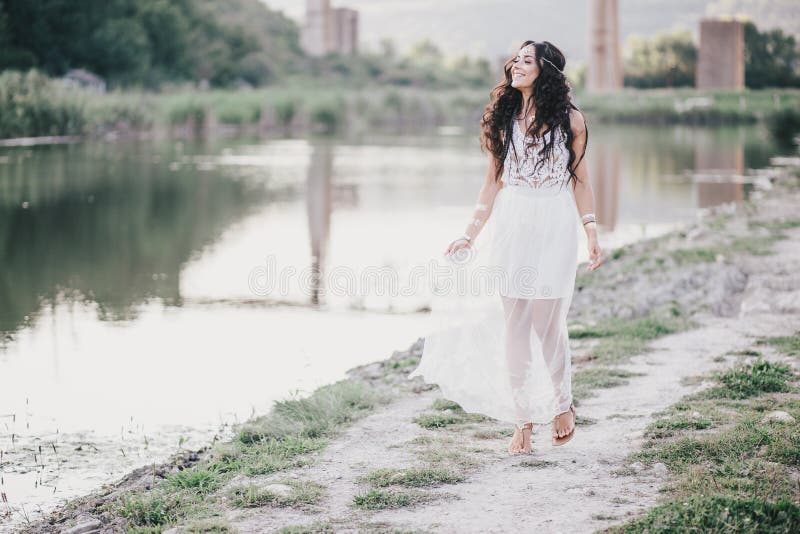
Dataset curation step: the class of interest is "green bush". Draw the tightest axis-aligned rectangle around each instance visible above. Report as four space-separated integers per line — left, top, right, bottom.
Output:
0 69 87 138
766 108 800 147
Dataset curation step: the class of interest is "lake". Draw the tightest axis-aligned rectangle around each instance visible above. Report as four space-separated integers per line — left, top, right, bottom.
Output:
0 122 788 525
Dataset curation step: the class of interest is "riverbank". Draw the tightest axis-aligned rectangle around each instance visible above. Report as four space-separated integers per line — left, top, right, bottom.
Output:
2 69 799 142
10 156 799 532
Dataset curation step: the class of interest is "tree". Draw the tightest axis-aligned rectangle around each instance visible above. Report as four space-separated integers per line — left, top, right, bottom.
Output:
623 28 697 88
743 20 800 88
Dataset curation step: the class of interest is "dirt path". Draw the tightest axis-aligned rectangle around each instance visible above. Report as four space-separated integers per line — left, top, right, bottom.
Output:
222 207 800 531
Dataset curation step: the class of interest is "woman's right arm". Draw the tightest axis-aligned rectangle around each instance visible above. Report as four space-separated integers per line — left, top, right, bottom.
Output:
444 151 503 255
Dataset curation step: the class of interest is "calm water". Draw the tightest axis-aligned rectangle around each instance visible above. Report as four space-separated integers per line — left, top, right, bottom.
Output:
0 123 786 522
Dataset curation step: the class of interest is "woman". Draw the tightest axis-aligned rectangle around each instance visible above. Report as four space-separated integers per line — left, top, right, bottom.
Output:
407 40 602 455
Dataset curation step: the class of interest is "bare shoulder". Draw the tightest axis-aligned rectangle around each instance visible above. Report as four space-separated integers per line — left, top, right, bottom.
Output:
568 107 586 136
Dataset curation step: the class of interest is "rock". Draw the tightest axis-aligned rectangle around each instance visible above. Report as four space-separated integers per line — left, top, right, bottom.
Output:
62 519 102 534
629 461 644 473
653 462 669 476
761 410 796 424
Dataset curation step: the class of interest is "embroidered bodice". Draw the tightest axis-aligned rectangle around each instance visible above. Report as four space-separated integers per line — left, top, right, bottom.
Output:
502 120 570 190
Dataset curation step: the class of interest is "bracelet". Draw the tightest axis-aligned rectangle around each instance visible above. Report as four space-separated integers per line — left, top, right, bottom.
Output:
581 212 596 222
583 221 597 228
461 234 473 242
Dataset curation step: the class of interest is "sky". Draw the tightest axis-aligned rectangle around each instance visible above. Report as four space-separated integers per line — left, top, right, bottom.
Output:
259 0 799 65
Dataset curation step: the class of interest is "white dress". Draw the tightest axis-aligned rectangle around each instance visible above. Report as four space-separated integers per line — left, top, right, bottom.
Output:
407 120 579 429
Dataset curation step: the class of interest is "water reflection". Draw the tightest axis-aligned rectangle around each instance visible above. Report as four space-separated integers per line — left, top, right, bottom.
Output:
0 123 791 525
0 142 272 343
307 142 333 305
0 124 786 338
693 127 747 207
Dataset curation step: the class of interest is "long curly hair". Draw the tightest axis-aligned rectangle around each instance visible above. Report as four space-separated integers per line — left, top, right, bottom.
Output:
480 40 587 188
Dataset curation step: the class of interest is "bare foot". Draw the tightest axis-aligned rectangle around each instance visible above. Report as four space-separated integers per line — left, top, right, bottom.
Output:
508 423 533 455
552 404 575 443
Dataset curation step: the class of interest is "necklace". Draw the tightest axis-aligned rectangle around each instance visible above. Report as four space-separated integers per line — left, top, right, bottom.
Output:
517 101 536 123
516 105 536 123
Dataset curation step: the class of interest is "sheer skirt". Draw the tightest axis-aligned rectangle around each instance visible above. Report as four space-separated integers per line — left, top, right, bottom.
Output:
408 184 579 428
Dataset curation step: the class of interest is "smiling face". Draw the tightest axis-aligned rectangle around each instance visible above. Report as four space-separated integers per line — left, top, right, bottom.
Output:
510 44 539 90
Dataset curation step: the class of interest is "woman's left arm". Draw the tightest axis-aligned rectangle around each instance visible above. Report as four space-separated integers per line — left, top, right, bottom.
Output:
569 109 602 271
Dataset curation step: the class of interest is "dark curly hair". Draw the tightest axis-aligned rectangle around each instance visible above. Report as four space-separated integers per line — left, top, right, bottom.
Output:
480 40 587 189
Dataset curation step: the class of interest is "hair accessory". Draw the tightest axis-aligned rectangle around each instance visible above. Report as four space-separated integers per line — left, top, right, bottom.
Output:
519 43 563 72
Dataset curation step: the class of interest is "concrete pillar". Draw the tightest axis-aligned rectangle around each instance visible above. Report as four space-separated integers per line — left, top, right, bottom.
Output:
587 0 623 91
301 0 332 57
696 19 744 90
332 8 358 56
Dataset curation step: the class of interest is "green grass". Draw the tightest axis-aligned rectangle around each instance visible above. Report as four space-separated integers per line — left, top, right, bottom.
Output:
573 367 645 403
578 87 800 126
615 340 800 533
166 467 221 494
643 411 715 440
570 306 691 365
472 428 510 439
359 467 465 488
668 219 800 264
70 377 391 530
609 495 800 533
237 380 388 443
5 71 800 140
412 400 492 429
117 491 188 528
700 358 795 400
184 519 235 533
756 331 800 358
351 488 436 510
228 480 325 509
276 521 338 533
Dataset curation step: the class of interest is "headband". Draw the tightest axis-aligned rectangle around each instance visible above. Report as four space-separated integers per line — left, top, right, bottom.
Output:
519 43 563 72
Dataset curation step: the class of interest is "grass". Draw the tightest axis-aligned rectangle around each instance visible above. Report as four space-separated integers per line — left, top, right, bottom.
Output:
183 519 235 532
518 459 556 469
228 480 325 509
117 492 187 528
67 377 392 530
700 358 795 400
577 87 800 126
756 331 800 358
166 466 221 494
643 409 716 440
351 488 437 510
613 331 800 533
610 495 800 533
276 521 338 533
5 70 800 140
667 218 800 265
570 305 692 365
573 368 645 403
358 467 465 488
412 398 492 429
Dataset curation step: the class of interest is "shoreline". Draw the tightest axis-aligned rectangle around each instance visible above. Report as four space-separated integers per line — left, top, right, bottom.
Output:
1 86 797 144
6 159 800 532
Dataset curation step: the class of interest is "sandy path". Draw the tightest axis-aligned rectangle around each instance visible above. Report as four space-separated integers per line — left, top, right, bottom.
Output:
223 218 800 533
